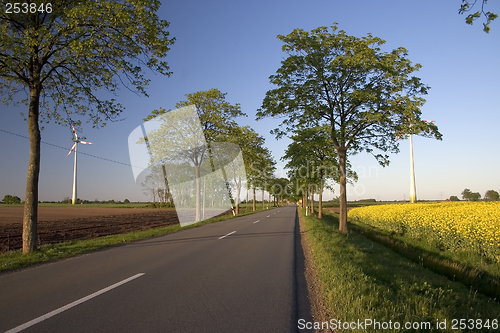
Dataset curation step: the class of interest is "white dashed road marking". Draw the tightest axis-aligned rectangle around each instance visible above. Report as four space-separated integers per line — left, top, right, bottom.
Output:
219 231 236 239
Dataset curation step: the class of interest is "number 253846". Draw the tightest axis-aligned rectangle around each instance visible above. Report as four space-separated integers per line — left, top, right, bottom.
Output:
4 3 52 14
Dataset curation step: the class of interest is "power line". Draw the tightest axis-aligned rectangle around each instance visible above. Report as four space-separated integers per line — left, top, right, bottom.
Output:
0 128 143 169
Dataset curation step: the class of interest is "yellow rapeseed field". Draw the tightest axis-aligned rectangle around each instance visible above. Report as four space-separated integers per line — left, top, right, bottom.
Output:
348 202 500 263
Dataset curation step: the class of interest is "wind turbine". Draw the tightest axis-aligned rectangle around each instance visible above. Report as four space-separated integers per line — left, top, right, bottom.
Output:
397 120 435 203
67 124 93 204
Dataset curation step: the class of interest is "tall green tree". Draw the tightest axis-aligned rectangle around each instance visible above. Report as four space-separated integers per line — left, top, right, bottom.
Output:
2 195 22 204
484 190 500 201
283 125 356 218
144 89 245 142
226 125 269 214
459 0 497 33
241 132 269 212
461 188 481 201
288 172 307 208
143 89 245 221
461 188 472 200
0 0 174 253
257 24 442 233
269 177 290 207
248 148 276 210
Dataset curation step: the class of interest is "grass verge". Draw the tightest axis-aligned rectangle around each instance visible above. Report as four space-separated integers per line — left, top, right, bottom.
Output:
0 207 268 274
301 209 500 332
347 218 500 301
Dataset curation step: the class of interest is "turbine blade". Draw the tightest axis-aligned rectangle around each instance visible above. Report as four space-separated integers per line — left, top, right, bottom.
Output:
396 130 404 142
67 143 76 156
80 141 94 145
71 123 78 139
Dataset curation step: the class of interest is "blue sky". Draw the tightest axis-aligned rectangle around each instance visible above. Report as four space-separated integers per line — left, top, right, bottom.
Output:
1 0 499 202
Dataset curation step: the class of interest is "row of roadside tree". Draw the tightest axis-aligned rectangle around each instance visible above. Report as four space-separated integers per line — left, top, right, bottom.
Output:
1 1 443 252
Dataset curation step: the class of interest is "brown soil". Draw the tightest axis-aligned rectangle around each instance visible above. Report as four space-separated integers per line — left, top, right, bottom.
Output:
0 207 183 252
0 207 171 224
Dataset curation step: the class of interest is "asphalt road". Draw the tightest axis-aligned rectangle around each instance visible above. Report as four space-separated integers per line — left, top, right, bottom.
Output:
0 205 313 333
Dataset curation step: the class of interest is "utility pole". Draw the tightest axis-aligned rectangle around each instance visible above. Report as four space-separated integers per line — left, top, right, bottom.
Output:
409 134 417 203
71 143 78 204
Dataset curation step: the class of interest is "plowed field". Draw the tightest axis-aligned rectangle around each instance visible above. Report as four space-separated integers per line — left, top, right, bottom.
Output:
0 207 181 252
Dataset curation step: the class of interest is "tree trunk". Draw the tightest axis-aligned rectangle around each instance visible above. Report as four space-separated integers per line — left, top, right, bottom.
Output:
304 186 309 208
23 87 42 253
253 187 256 211
338 147 348 233
318 177 323 219
262 189 264 209
161 164 170 205
310 185 314 215
235 179 241 214
195 164 200 221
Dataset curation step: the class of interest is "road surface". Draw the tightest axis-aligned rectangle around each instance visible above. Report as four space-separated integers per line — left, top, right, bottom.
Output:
0 205 313 332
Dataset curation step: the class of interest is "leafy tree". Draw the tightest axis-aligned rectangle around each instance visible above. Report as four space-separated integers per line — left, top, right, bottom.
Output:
283 125 357 218
143 89 245 221
269 177 290 206
0 0 175 253
141 163 173 207
144 89 245 142
244 139 276 211
257 24 441 233
459 0 497 33
251 150 276 210
461 188 472 200
470 192 481 201
484 189 500 201
449 195 460 201
461 188 481 201
226 125 269 214
123 198 131 204
2 195 21 204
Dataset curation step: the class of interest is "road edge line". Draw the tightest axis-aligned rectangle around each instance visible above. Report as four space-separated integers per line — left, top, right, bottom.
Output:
5 273 145 333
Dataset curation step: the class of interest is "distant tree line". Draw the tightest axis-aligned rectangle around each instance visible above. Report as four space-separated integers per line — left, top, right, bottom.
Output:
59 198 133 204
1 195 140 204
1 195 22 204
449 189 500 201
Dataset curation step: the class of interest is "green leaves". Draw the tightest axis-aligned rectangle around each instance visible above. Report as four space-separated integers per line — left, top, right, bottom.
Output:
459 0 497 33
259 23 441 161
258 23 443 230
0 0 175 126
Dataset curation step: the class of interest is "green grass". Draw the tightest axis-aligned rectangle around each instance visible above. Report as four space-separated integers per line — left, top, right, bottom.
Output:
348 216 500 280
0 207 268 273
318 200 391 208
346 215 500 301
301 209 500 332
318 200 442 208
